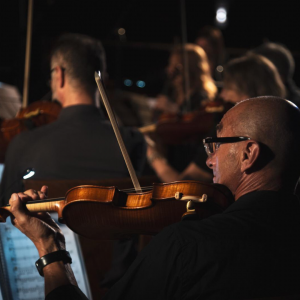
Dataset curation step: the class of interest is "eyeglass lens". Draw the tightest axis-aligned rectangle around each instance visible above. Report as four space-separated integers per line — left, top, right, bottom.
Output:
205 142 220 156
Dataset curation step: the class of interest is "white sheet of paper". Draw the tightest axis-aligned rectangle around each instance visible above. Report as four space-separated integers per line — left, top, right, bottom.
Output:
0 215 92 300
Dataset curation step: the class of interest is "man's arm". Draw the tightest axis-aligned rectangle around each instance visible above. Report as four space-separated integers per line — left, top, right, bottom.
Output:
9 186 87 299
147 146 212 182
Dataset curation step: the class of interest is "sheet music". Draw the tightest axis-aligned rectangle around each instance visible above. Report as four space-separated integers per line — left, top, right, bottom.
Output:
0 215 92 300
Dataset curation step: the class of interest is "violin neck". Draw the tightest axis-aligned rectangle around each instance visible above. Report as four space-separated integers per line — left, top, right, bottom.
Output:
0 197 65 223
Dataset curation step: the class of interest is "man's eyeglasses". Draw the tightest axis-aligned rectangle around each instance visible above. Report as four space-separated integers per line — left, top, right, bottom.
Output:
50 67 66 74
48 67 66 87
203 137 251 157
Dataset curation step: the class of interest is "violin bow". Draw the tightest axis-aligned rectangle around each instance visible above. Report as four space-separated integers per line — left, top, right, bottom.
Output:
179 0 191 112
22 0 34 108
95 72 142 193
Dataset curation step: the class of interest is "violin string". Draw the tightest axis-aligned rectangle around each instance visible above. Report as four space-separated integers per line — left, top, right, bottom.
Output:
4 186 156 207
4 196 65 207
121 186 152 191
121 186 153 192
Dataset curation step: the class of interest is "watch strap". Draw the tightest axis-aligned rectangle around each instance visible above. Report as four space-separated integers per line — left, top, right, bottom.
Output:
35 250 72 277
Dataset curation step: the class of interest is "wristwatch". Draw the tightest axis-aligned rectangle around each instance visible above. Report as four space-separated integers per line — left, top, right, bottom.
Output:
35 250 72 277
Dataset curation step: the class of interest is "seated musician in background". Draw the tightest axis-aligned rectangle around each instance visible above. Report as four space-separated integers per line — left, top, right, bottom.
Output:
9 96 300 299
0 33 146 205
147 53 286 183
250 42 300 107
0 81 22 119
194 25 225 81
0 33 147 291
148 43 218 177
154 43 217 116
220 53 286 103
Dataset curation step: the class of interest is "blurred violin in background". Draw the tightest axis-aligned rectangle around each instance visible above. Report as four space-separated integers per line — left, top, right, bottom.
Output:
139 99 233 145
0 100 62 162
0 1 62 163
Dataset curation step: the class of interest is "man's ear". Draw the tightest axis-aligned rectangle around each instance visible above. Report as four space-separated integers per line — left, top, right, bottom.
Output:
240 141 260 173
57 67 65 88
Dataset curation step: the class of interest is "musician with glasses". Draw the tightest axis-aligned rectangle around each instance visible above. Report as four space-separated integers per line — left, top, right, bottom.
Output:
147 53 286 185
8 96 300 299
0 33 146 204
0 33 147 294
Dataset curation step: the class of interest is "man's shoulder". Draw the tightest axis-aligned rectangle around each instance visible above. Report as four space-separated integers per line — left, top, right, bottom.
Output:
10 122 57 145
171 208 262 247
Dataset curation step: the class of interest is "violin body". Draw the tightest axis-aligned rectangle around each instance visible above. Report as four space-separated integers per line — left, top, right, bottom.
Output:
0 100 62 162
155 110 218 144
140 100 234 145
0 181 234 239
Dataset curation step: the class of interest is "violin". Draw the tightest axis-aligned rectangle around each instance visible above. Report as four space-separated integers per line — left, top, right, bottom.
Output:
139 100 233 145
0 181 234 239
0 100 62 162
0 0 62 163
0 74 234 241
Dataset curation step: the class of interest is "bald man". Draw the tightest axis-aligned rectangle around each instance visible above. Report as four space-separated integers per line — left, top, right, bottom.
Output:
8 97 300 299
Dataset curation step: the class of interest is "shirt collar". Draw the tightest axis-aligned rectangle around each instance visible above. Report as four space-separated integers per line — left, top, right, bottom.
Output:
223 190 299 214
58 104 105 120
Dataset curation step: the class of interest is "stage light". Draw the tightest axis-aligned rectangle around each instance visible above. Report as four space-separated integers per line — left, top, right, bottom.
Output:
124 79 133 86
216 8 227 23
118 28 126 35
136 81 146 88
216 65 224 72
22 168 35 179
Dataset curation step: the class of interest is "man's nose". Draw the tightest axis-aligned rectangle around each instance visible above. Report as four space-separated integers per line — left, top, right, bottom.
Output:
206 155 214 169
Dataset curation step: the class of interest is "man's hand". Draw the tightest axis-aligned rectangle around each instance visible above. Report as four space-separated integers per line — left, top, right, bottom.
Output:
9 186 65 257
9 186 79 295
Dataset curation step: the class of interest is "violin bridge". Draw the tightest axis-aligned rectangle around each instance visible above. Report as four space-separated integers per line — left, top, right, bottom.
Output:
174 192 207 203
23 108 41 118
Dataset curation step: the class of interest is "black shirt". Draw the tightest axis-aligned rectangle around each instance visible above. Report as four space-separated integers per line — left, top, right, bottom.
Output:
0 105 146 205
46 190 300 300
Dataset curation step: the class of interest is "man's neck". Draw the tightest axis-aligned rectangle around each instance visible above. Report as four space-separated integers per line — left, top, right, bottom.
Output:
60 90 94 108
233 170 284 201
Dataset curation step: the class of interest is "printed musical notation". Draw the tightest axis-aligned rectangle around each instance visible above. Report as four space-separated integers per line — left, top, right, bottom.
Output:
0 215 91 300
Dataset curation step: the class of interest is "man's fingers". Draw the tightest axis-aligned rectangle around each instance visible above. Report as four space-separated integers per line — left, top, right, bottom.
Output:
23 189 40 200
9 193 30 228
23 186 48 200
40 185 48 196
38 186 48 200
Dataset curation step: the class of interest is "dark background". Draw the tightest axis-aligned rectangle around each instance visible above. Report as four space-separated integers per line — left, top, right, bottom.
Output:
0 0 299 102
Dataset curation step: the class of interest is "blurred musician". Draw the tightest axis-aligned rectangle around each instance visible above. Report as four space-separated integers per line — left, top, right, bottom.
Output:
195 25 225 81
148 43 218 175
0 82 22 120
0 33 147 292
250 41 300 107
147 53 286 183
220 53 286 103
0 33 146 204
154 43 217 116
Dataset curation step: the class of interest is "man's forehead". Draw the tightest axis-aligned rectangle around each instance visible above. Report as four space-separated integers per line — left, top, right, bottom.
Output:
216 106 240 134
216 121 223 133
